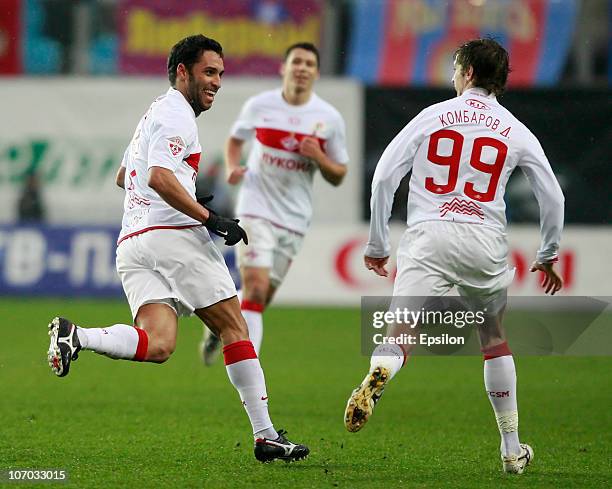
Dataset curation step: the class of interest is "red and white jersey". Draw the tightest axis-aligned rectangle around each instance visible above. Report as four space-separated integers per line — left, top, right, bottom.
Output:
118 88 205 245
232 88 349 234
368 88 564 263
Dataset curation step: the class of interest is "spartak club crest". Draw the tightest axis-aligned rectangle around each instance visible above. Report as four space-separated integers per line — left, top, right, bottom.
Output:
167 136 185 156
280 134 300 151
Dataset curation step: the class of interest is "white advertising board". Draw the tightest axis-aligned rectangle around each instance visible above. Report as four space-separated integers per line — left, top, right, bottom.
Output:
274 225 612 305
0 223 607 304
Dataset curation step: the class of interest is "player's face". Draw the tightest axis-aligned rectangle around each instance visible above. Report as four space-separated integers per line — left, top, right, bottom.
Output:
185 50 224 114
452 57 468 96
281 48 319 93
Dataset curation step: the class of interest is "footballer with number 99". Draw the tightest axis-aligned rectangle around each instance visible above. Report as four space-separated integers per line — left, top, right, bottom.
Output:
344 38 564 475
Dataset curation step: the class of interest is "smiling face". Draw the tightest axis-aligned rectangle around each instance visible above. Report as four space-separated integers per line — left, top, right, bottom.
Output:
177 50 224 116
281 47 319 96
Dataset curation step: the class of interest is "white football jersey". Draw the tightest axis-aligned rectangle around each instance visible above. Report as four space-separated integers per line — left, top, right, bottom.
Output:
118 88 205 245
232 88 349 234
368 87 564 263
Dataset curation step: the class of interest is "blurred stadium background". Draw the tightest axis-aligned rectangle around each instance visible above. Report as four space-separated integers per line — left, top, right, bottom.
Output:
1 1 611 487
0 0 610 303
0 0 610 304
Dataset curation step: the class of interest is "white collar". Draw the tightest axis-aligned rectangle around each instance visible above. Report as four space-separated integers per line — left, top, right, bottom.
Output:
167 87 196 117
463 87 496 100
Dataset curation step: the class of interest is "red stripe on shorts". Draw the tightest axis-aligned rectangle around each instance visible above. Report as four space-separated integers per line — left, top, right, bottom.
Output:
117 224 201 246
223 340 258 365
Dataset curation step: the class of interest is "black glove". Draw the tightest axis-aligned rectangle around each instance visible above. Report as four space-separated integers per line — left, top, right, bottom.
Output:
197 194 214 207
198 196 247 246
204 212 248 246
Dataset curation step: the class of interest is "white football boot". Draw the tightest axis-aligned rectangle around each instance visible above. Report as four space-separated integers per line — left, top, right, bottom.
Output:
502 443 534 474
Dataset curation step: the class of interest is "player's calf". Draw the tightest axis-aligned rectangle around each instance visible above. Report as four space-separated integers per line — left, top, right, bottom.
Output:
47 316 154 372
144 339 175 363
241 267 270 306
195 296 249 346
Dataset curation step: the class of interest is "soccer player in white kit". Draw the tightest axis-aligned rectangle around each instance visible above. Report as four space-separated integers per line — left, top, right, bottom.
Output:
201 42 349 361
46 35 309 463
343 39 564 474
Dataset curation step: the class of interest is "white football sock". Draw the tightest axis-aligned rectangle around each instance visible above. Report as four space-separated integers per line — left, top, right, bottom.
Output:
369 343 405 380
224 340 277 440
243 310 263 355
484 355 521 457
76 324 145 360
241 300 264 355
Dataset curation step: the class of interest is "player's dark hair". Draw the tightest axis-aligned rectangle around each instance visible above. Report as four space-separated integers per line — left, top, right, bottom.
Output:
454 38 510 96
167 35 223 86
284 42 320 68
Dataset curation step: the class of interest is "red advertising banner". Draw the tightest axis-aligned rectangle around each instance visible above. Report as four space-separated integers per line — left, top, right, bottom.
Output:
118 0 323 75
0 0 21 74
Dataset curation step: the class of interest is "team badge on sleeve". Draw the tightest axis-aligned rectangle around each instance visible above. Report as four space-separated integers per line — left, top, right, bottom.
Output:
167 136 186 157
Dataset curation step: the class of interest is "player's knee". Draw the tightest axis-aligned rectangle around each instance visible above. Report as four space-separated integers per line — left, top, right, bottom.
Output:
242 270 269 302
243 283 268 305
147 338 176 363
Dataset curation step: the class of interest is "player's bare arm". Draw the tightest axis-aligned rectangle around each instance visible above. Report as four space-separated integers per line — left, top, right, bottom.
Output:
299 136 347 186
364 255 389 277
529 261 563 295
115 166 126 189
225 136 247 185
148 166 209 223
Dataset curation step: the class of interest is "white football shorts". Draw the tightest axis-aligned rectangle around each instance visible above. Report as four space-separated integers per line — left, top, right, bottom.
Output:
392 221 515 310
116 227 237 319
235 215 304 287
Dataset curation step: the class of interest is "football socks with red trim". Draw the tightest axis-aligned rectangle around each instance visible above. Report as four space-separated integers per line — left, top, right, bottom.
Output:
241 300 264 355
76 324 146 361
224 340 277 440
369 343 406 380
483 347 521 457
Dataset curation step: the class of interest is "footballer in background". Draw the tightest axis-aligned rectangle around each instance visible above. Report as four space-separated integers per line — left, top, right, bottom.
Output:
344 38 564 475
201 42 349 362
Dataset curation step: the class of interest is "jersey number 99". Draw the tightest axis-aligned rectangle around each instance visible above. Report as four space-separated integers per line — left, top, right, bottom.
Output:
424 129 507 202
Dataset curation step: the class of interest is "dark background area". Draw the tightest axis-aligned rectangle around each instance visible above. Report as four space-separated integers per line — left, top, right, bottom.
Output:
363 88 612 224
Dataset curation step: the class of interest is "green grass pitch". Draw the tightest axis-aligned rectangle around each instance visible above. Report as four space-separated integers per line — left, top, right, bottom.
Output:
1 299 610 488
